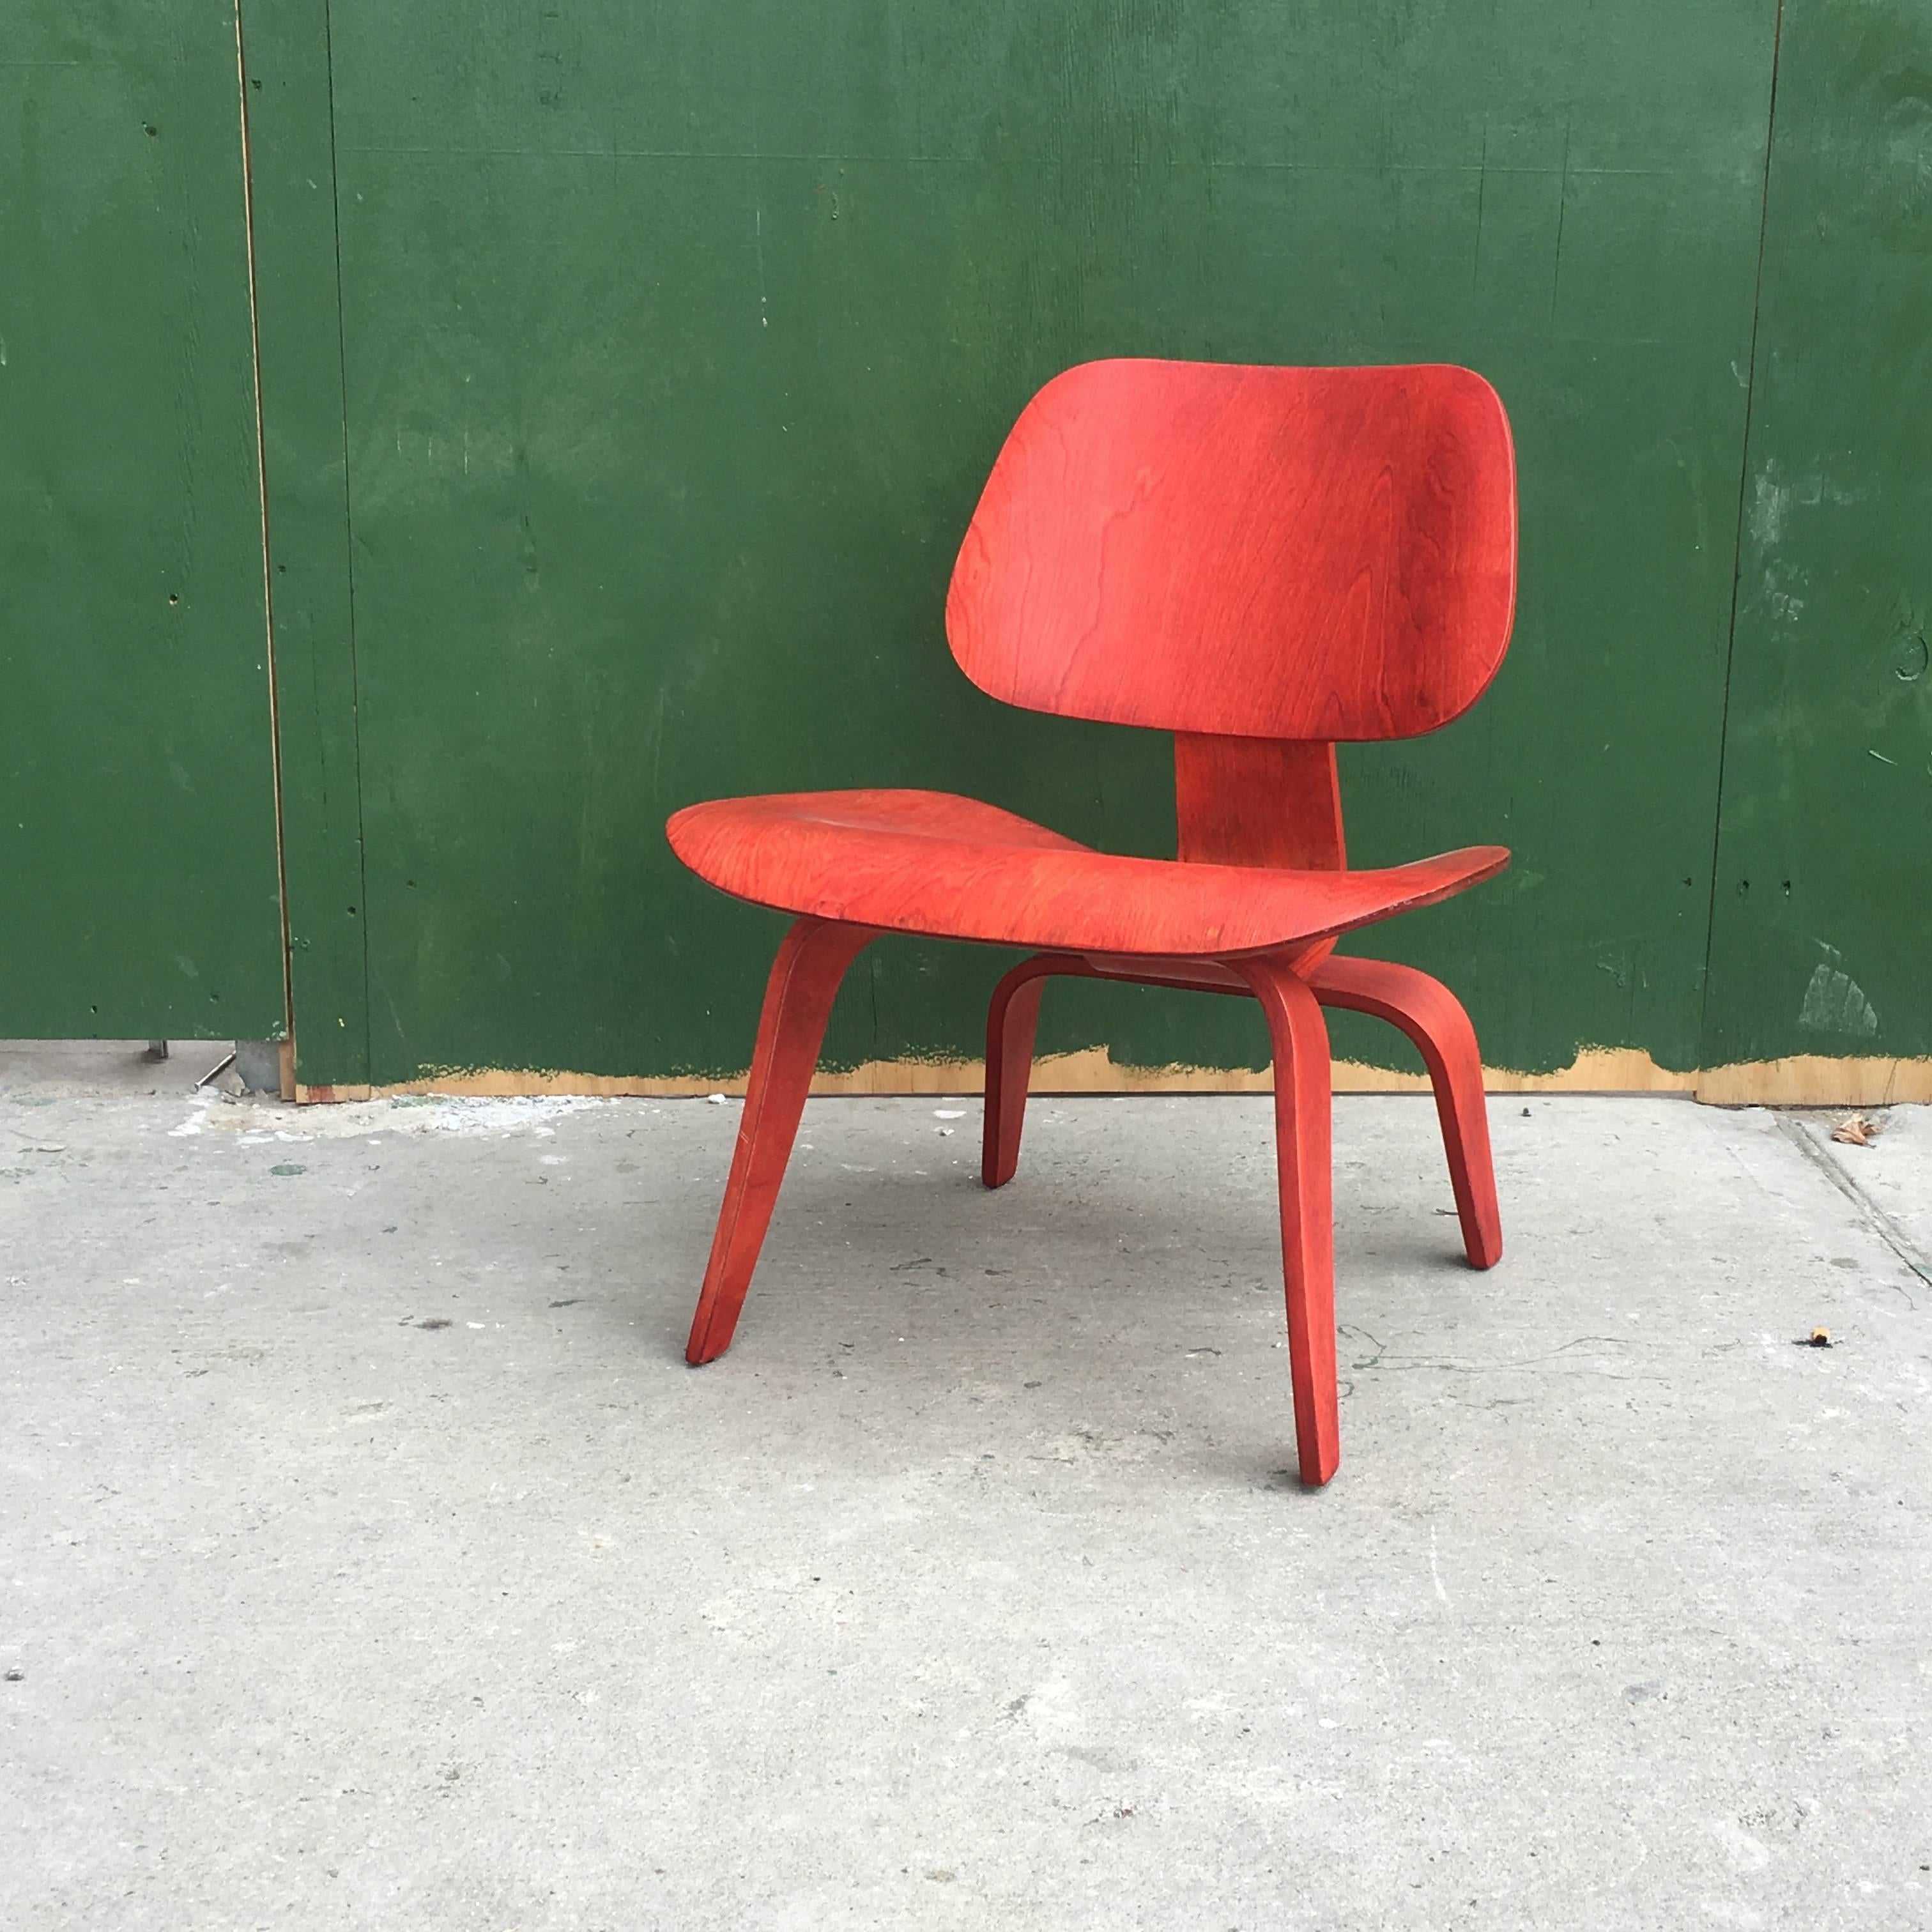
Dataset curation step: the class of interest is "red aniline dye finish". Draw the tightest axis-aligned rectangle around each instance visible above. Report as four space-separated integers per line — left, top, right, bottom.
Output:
946 360 1515 740
667 358 1518 1488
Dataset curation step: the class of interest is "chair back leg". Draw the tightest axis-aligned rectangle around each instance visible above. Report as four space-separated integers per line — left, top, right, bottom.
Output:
980 955 1071 1188
975 946 1503 1482
685 917 877 1365
1309 955 1503 1269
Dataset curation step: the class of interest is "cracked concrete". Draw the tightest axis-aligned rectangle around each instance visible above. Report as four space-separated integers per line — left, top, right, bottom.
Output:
3 1042 1929 1929
1773 1112 1932 1305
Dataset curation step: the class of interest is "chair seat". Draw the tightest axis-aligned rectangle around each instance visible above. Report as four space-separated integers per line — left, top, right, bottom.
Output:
668 788 1508 958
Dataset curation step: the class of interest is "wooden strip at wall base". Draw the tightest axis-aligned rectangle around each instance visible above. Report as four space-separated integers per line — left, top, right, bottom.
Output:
1692 1055 1932 1107
295 1044 1929 1107
289 1043 1932 1105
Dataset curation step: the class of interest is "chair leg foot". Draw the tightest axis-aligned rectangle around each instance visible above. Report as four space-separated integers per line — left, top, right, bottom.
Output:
1231 953 1340 1488
685 918 876 1365
1310 956 1503 1270
981 958 1055 1189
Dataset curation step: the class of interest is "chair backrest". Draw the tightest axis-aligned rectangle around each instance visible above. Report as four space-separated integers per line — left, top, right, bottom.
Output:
946 359 1515 742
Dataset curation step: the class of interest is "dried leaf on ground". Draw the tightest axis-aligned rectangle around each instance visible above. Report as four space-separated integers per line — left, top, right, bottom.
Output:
1831 1113 1884 1147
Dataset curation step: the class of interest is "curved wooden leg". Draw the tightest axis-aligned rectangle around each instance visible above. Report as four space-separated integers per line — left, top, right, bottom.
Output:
1230 953 1340 1489
981 955 1060 1189
1310 955 1502 1270
686 917 877 1365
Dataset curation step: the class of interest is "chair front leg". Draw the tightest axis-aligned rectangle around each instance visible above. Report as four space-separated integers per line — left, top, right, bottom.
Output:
1230 953 1340 1488
1309 955 1502 1270
686 917 877 1365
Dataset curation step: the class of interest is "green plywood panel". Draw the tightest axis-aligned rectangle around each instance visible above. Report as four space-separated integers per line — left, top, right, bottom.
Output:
0 2 284 1038
1703 0 1932 1070
304 1 1776 1087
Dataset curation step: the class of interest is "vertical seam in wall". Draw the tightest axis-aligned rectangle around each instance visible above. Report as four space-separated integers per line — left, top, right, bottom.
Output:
318 0 376 1082
233 0 295 1047
1699 0 1786 1066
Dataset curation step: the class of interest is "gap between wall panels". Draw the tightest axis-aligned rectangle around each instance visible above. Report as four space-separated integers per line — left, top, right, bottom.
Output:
233 1 298 1101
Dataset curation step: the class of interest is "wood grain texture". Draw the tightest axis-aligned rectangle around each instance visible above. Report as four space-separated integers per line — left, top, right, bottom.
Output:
1175 736 1346 871
1693 1055 1932 1108
1310 954 1501 1269
670 357 1517 1483
947 361 1515 740
291 1048 1932 1109
1176 733 1346 967
981 956 1052 1190
668 787 1506 958
684 917 879 1365
977 949 1502 1275
1231 953 1341 1487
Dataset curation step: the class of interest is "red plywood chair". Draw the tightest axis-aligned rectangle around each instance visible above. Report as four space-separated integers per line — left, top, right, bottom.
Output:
668 359 1515 1486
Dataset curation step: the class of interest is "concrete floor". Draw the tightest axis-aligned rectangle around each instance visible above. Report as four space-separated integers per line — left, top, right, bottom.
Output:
3 1041 1929 1929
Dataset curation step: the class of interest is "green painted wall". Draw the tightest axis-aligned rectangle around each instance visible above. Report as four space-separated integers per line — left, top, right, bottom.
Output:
13 4 1928 1086
1 2 284 1038
252 0 1782 1089
1703 0 1932 1070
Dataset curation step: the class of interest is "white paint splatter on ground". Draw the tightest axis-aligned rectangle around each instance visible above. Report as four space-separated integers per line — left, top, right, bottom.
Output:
171 1093 609 1142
